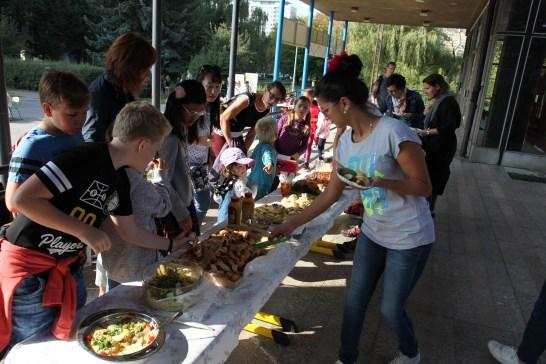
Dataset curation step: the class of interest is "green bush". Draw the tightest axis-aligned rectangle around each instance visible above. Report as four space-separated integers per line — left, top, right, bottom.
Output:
4 58 104 91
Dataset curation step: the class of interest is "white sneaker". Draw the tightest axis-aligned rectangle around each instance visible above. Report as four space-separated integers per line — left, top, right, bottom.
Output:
389 352 421 364
488 340 520 364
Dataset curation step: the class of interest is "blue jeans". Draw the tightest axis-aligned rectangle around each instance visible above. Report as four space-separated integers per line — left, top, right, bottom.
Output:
216 190 233 224
339 233 432 364
194 188 211 224
10 268 87 348
517 280 546 364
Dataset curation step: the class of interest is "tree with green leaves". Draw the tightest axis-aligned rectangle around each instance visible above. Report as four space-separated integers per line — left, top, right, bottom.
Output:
348 23 462 89
0 14 19 57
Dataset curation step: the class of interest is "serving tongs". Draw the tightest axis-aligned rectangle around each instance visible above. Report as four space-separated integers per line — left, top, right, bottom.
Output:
252 235 290 250
160 310 214 331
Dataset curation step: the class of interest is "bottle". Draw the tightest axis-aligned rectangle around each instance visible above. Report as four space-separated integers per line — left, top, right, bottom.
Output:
241 192 255 223
228 196 242 225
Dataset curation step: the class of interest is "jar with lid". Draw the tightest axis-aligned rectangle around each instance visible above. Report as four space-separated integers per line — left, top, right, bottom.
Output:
241 192 255 223
228 196 242 225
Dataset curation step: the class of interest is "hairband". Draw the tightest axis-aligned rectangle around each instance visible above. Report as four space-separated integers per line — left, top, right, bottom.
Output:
327 51 349 73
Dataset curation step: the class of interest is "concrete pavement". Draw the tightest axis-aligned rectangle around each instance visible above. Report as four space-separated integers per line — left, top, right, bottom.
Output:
225 157 546 364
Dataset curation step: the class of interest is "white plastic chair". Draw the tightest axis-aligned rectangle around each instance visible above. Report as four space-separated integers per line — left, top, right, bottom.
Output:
7 94 23 120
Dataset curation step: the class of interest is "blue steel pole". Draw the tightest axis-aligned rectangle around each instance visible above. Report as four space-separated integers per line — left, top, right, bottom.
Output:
323 11 334 75
342 21 348 51
273 0 286 81
301 0 314 90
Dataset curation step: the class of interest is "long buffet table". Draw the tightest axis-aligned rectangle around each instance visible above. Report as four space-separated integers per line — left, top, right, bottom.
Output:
5 189 356 364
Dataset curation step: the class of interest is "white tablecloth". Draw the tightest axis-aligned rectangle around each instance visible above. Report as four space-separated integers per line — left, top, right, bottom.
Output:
5 190 355 364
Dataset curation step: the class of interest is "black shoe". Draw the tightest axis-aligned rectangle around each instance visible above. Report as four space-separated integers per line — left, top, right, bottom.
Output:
343 238 357 251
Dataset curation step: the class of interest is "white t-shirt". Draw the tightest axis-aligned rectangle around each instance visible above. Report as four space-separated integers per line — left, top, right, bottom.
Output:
336 116 434 249
188 111 211 165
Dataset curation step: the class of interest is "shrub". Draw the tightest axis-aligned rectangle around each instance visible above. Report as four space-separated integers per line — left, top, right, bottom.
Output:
4 58 104 91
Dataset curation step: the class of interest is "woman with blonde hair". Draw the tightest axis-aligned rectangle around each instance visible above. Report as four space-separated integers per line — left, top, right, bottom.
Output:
83 32 157 142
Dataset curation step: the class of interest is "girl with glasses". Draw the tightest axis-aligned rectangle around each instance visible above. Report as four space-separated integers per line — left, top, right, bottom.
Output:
156 80 207 238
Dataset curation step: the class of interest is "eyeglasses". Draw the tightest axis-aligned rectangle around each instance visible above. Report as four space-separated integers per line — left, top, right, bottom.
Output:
319 101 339 115
267 89 283 103
182 104 206 117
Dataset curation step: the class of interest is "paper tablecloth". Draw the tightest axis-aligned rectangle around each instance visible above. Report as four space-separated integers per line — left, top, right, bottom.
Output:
5 189 355 364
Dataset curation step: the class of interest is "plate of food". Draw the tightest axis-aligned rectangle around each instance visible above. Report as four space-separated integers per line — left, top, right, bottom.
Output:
336 167 373 190
78 309 165 361
186 228 267 288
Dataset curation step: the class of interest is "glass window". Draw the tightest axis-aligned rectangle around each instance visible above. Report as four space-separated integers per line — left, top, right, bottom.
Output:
495 0 530 32
477 37 523 149
507 37 546 154
535 0 546 33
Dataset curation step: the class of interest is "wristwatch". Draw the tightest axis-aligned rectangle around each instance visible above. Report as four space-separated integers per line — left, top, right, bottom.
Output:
160 237 174 256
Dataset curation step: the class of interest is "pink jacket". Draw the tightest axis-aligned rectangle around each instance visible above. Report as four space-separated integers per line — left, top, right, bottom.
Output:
316 112 331 140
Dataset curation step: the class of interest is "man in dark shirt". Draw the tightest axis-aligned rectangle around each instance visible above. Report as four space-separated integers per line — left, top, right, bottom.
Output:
372 61 396 112
382 73 425 129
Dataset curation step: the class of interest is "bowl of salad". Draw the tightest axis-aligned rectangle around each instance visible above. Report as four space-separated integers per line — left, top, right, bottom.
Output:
77 308 165 361
142 260 204 312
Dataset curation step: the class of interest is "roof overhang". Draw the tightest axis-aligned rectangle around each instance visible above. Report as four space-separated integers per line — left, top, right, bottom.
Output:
300 0 489 28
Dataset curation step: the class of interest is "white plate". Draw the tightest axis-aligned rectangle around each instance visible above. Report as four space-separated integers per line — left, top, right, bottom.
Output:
336 167 373 190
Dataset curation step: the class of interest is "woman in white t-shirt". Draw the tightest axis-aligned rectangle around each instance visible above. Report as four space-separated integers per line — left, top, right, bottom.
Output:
272 54 434 364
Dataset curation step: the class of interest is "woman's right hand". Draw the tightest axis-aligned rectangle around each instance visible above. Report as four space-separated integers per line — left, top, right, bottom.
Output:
270 219 297 237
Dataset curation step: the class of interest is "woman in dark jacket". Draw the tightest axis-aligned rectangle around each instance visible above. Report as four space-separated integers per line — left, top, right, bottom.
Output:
83 32 157 142
419 74 461 214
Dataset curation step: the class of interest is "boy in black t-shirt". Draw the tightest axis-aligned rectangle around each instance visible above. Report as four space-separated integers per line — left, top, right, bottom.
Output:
0 101 194 353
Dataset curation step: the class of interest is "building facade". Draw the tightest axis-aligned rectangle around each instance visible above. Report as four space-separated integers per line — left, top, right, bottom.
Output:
459 0 546 172
249 0 298 34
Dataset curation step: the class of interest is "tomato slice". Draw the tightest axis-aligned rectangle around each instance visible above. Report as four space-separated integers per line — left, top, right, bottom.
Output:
99 351 108 356
85 335 92 341
149 335 155 343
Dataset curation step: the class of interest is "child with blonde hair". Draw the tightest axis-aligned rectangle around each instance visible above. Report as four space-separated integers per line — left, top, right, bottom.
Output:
247 117 278 200
274 96 310 174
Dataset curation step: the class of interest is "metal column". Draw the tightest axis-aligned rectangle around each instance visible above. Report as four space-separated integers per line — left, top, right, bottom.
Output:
301 0 315 90
342 21 348 51
0 41 11 186
227 0 241 100
151 0 161 109
291 47 298 91
272 0 286 81
323 11 334 75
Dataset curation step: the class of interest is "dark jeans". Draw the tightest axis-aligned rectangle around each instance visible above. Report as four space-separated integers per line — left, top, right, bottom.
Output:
338 233 432 364
517 280 546 364
317 137 326 160
10 268 87 349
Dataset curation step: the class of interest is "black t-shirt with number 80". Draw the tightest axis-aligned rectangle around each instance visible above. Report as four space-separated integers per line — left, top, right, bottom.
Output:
6 143 132 258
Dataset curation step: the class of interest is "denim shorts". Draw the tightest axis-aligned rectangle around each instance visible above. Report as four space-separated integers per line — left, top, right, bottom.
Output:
9 268 87 348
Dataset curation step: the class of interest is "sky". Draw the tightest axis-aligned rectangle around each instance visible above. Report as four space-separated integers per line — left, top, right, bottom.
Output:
291 0 322 16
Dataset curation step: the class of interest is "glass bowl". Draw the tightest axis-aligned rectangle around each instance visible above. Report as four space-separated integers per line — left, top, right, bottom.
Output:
142 260 204 312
